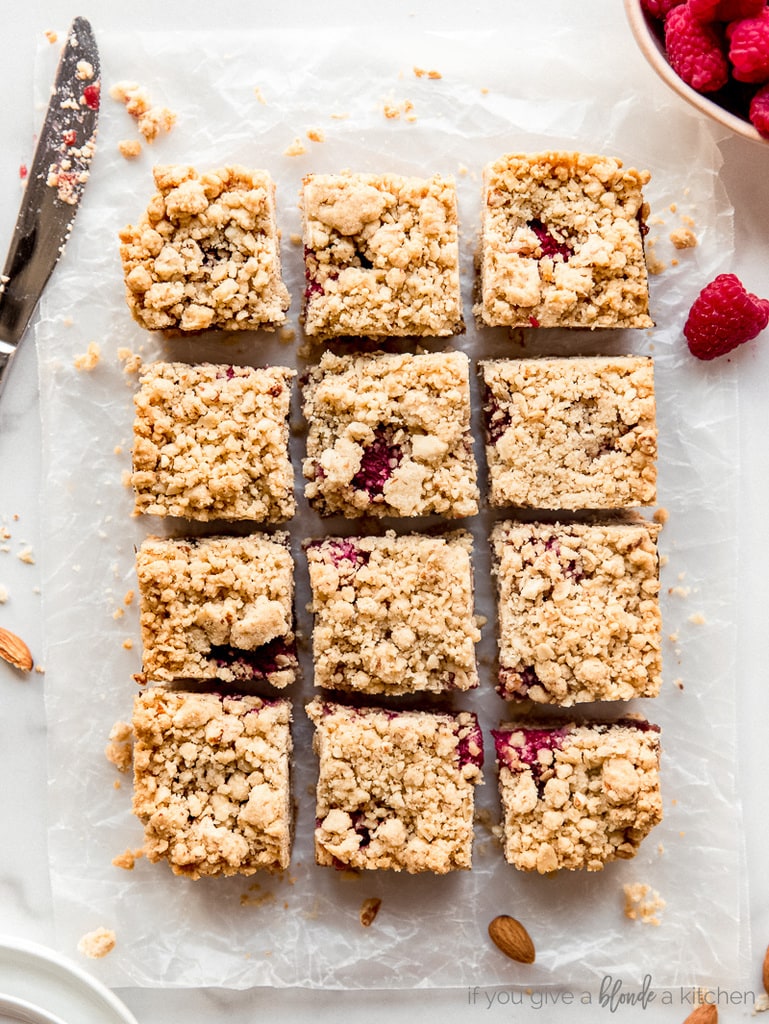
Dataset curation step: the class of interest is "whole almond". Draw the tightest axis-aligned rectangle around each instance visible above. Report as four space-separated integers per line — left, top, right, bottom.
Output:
0 627 33 672
488 915 535 964
763 941 769 995
359 897 382 928
682 1004 717 1024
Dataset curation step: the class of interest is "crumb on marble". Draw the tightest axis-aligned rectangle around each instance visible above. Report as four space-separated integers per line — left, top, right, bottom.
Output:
359 897 382 927
74 341 101 370
623 882 665 926
17 547 35 565
118 139 142 159
670 227 697 250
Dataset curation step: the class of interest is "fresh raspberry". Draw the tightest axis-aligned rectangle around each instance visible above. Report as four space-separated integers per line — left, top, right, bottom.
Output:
665 4 730 92
641 0 684 17
727 8 769 83
689 0 765 20
749 80 769 133
684 273 769 360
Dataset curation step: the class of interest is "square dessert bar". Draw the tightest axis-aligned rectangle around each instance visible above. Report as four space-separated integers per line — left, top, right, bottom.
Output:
493 719 662 873
306 698 484 874
490 518 662 706
480 356 657 509
302 349 478 518
132 689 293 878
305 530 480 696
132 361 295 522
136 533 298 688
119 164 290 332
474 152 653 329
301 171 463 339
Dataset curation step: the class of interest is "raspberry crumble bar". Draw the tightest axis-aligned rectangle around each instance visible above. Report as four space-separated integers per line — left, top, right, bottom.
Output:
305 530 480 695
474 152 653 329
136 533 298 688
132 361 295 522
301 171 463 338
302 350 478 518
480 356 657 510
493 719 662 873
306 698 483 873
490 518 662 705
132 689 293 878
119 165 290 332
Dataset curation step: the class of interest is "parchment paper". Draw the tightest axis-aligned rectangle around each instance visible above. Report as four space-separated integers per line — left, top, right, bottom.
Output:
34 9 747 992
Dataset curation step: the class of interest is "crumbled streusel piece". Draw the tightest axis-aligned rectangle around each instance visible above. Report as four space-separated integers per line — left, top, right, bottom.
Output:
119 164 290 332
77 927 116 959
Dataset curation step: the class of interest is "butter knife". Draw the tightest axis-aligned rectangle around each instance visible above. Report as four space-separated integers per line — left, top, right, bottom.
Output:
0 16 99 399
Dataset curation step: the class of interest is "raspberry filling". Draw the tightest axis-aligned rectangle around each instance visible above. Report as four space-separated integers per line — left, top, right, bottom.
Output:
492 727 568 782
351 430 404 496
528 219 572 261
498 665 541 699
303 246 338 303
326 538 370 567
456 718 484 770
210 636 297 681
483 388 510 444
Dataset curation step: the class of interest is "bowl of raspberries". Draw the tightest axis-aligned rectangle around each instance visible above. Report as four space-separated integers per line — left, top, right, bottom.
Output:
624 0 769 143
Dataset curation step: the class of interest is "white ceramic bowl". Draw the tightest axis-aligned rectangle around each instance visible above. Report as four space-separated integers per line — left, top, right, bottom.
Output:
623 0 768 145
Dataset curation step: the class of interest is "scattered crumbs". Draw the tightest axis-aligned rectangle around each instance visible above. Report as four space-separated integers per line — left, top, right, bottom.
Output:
279 326 296 344
648 213 666 226
359 897 382 927
668 631 679 643
688 613 706 625
0 584 7 604
122 638 134 650
77 927 116 959
124 589 135 606
669 585 690 598
669 202 678 213
118 139 142 160
754 993 769 1014
114 445 123 456
254 86 267 105
480 86 489 95
73 341 101 370
0 527 10 540
45 29 58 44
105 720 133 772
113 608 125 620
329 112 349 120
117 347 143 375
289 232 302 246
121 469 133 488
240 884 277 909
671 258 679 267
306 128 325 143
653 507 669 526
657 843 665 856
110 81 176 143
17 547 35 565
679 830 686 837
457 163 469 177
114 780 121 790
383 96 415 120
671 799 678 807
670 227 697 250
645 249 666 276
623 882 665 926
34 665 45 675
413 66 442 79
283 137 307 157
76 60 95 81
0 545 9 554
659 553 669 568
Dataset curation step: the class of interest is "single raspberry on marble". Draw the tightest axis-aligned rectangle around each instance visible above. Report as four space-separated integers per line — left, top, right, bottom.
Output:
727 7 769 83
641 0 684 16
684 273 769 360
689 0 765 20
665 3 730 91
749 81 769 133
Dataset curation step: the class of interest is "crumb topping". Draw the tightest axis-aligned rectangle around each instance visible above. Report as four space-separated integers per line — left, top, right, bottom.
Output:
623 881 665 925
77 927 116 959
481 356 657 509
131 361 295 522
475 152 652 329
136 533 297 687
306 530 480 695
494 721 663 873
302 349 478 518
301 171 463 338
307 698 483 874
132 689 293 878
119 164 290 332
491 519 662 705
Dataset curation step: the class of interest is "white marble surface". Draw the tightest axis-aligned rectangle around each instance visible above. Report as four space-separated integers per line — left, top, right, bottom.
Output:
1 2 768 1021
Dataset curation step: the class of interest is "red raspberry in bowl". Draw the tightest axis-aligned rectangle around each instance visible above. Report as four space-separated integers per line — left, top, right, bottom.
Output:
684 273 769 359
664 3 730 91
641 0 684 15
749 81 769 132
689 0 765 19
727 7 769 83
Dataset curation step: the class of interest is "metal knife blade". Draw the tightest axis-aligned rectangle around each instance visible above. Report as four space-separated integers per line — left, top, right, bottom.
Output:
0 16 99 397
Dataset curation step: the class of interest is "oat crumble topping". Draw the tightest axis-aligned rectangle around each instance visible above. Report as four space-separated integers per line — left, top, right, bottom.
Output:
77 927 116 959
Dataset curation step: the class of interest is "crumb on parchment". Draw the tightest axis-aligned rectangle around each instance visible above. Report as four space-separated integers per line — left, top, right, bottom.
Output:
306 128 325 143
73 341 100 370
284 137 307 157
413 66 442 79
110 81 176 143
118 139 142 159
623 882 665 926
17 547 35 565
105 720 133 772
112 847 144 871
77 927 116 959
117 347 143 374
670 226 697 249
